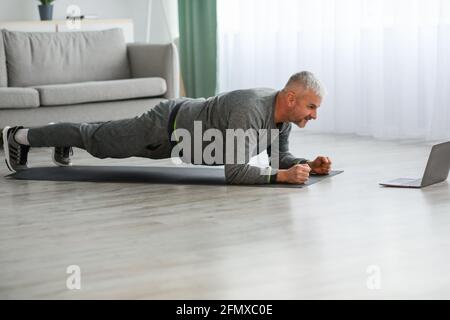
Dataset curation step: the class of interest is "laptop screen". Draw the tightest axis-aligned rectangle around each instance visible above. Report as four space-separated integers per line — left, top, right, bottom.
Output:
421 141 450 187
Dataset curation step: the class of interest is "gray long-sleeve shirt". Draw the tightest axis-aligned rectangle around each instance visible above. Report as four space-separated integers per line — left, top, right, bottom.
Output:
172 88 307 184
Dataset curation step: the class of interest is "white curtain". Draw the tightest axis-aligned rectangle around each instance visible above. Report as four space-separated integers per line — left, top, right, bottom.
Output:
217 0 450 140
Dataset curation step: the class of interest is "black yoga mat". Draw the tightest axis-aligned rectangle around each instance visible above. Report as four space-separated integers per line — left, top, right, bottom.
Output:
7 166 343 188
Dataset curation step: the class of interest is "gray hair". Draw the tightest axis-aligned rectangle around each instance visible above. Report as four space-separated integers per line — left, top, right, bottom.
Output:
284 71 326 98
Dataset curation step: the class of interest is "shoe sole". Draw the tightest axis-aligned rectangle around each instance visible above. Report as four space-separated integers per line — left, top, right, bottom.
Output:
2 126 15 173
51 148 72 167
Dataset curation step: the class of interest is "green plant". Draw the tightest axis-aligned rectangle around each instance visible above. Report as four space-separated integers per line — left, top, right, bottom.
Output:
37 0 55 5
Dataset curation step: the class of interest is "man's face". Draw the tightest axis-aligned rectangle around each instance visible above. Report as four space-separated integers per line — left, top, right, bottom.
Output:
287 89 322 128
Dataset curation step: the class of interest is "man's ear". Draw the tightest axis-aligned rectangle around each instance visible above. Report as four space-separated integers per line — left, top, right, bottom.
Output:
286 91 296 107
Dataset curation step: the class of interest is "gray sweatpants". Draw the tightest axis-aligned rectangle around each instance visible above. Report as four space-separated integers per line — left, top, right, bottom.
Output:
27 101 174 160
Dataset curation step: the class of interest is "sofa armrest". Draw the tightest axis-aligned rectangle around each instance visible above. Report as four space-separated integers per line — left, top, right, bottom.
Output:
127 42 180 99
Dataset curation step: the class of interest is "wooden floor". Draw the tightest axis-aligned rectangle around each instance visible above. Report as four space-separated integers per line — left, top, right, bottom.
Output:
1 131 449 299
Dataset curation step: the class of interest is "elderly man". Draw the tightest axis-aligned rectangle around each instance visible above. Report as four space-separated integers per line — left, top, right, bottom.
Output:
3 71 331 184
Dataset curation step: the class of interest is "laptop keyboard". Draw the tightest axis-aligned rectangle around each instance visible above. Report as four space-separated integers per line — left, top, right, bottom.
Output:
388 178 422 186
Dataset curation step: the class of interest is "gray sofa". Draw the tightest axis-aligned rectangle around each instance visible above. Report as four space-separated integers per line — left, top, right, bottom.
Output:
0 28 179 130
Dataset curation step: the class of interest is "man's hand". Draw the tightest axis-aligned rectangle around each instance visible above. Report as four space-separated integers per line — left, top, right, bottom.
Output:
307 156 332 175
277 164 311 184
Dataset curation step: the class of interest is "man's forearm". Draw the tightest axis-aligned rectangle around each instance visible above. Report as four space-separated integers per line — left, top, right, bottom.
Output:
225 164 278 184
275 152 309 169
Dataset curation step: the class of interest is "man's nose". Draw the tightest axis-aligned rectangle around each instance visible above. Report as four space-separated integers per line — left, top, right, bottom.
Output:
311 110 317 120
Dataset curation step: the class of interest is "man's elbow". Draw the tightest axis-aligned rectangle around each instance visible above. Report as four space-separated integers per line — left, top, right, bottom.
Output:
224 165 244 185
224 172 241 185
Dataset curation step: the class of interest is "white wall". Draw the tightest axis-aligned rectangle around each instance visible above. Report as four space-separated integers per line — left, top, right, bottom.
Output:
129 0 179 43
0 0 178 43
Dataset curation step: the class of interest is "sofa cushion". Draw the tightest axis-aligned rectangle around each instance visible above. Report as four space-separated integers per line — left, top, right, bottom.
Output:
0 88 40 109
0 31 7 87
34 77 167 106
3 28 130 87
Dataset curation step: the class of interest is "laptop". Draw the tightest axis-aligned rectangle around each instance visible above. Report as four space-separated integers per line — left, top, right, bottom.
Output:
379 141 450 188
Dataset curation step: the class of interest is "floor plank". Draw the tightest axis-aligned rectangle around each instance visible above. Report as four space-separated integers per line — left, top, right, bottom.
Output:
1 131 449 299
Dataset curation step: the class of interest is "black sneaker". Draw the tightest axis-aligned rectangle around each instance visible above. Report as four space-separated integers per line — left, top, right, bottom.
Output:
2 126 30 173
52 146 73 166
